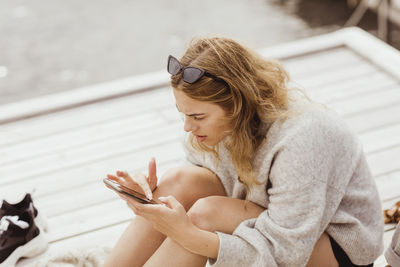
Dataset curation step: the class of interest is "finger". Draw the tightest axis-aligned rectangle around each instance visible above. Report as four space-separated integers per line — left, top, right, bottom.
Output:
158 195 181 210
147 158 158 191
116 170 130 180
126 199 155 216
107 174 124 184
134 202 165 216
148 157 157 181
118 170 152 200
132 174 153 200
106 174 119 181
141 183 153 200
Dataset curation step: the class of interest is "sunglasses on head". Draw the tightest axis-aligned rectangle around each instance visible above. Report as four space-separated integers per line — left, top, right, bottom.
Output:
167 55 230 88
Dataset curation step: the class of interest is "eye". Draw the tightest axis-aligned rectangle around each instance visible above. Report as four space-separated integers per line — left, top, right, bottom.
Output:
193 117 203 121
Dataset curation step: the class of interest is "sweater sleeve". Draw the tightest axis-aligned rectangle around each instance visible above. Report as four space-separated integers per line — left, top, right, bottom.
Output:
385 222 400 267
208 112 357 267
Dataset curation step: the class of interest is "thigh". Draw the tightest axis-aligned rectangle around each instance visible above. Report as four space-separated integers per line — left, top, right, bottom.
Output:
155 166 227 210
188 196 265 234
307 233 338 267
103 166 226 267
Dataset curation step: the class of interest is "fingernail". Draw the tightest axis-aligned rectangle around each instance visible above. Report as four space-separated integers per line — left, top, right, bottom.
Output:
146 192 153 200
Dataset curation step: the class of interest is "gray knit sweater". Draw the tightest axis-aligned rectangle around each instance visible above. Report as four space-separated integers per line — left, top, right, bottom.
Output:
385 222 400 267
182 101 384 267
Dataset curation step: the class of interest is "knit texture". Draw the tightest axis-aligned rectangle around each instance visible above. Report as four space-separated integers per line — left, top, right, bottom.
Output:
385 222 400 267
182 101 384 267
31 246 111 267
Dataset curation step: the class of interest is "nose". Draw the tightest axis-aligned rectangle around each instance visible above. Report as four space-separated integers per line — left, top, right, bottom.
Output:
183 116 197 133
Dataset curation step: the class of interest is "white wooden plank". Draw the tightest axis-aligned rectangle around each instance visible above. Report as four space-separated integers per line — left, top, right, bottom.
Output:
329 87 400 117
345 104 400 134
307 76 398 105
292 63 377 90
259 30 345 60
360 124 400 154
262 27 400 79
342 27 400 79
34 161 180 218
0 112 168 166
282 47 360 67
0 141 185 203
375 171 400 202
282 48 363 78
0 122 183 185
367 145 400 177
0 71 170 124
42 197 133 243
16 164 182 244
0 87 174 147
304 69 396 93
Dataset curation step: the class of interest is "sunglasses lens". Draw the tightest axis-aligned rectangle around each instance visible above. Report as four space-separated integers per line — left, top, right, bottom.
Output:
168 56 181 75
183 67 204 83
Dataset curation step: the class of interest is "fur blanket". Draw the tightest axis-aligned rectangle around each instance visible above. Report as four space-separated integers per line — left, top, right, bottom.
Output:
30 246 112 267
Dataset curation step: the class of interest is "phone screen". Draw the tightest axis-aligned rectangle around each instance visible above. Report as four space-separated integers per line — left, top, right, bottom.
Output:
103 178 160 204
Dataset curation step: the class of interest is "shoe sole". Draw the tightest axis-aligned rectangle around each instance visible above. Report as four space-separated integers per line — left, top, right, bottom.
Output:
0 231 48 267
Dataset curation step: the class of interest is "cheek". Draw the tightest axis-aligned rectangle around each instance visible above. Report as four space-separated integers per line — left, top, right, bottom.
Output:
205 119 228 134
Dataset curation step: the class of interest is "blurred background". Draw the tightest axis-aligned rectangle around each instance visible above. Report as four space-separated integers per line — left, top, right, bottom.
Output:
0 0 399 105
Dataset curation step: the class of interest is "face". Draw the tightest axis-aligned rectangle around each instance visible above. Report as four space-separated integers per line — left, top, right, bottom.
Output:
173 88 232 146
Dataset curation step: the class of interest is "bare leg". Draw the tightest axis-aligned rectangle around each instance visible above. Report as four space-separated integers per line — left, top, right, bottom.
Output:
144 196 339 267
144 238 206 267
307 233 338 267
102 166 226 267
144 196 264 267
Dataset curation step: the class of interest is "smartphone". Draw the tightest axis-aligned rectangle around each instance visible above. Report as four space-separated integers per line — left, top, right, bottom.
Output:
103 178 160 204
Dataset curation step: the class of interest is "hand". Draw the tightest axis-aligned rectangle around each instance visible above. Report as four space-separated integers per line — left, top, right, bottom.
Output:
127 196 221 259
106 157 158 200
127 195 196 244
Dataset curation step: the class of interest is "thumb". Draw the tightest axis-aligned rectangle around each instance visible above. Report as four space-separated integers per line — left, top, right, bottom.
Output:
158 195 181 209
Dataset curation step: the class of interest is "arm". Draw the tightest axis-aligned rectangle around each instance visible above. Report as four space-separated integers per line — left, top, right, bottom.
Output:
208 182 337 267
125 195 221 259
181 226 220 260
208 113 360 266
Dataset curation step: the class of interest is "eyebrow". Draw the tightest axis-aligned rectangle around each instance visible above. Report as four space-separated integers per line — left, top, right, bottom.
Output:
175 104 205 116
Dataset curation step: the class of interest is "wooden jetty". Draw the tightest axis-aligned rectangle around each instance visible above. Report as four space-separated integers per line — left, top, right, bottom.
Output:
0 27 398 266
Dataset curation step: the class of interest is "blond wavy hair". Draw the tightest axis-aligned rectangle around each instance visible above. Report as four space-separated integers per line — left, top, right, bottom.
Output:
171 37 304 198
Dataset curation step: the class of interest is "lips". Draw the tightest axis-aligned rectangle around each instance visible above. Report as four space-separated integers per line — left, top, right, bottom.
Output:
194 134 207 142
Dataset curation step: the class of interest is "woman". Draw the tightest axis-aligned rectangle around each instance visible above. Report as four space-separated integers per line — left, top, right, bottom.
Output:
102 37 384 267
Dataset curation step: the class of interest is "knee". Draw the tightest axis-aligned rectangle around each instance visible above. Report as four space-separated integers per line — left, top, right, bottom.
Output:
155 167 199 208
157 167 189 194
187 196 221 232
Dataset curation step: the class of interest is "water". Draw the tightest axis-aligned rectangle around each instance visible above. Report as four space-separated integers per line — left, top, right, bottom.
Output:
0 0 397 105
